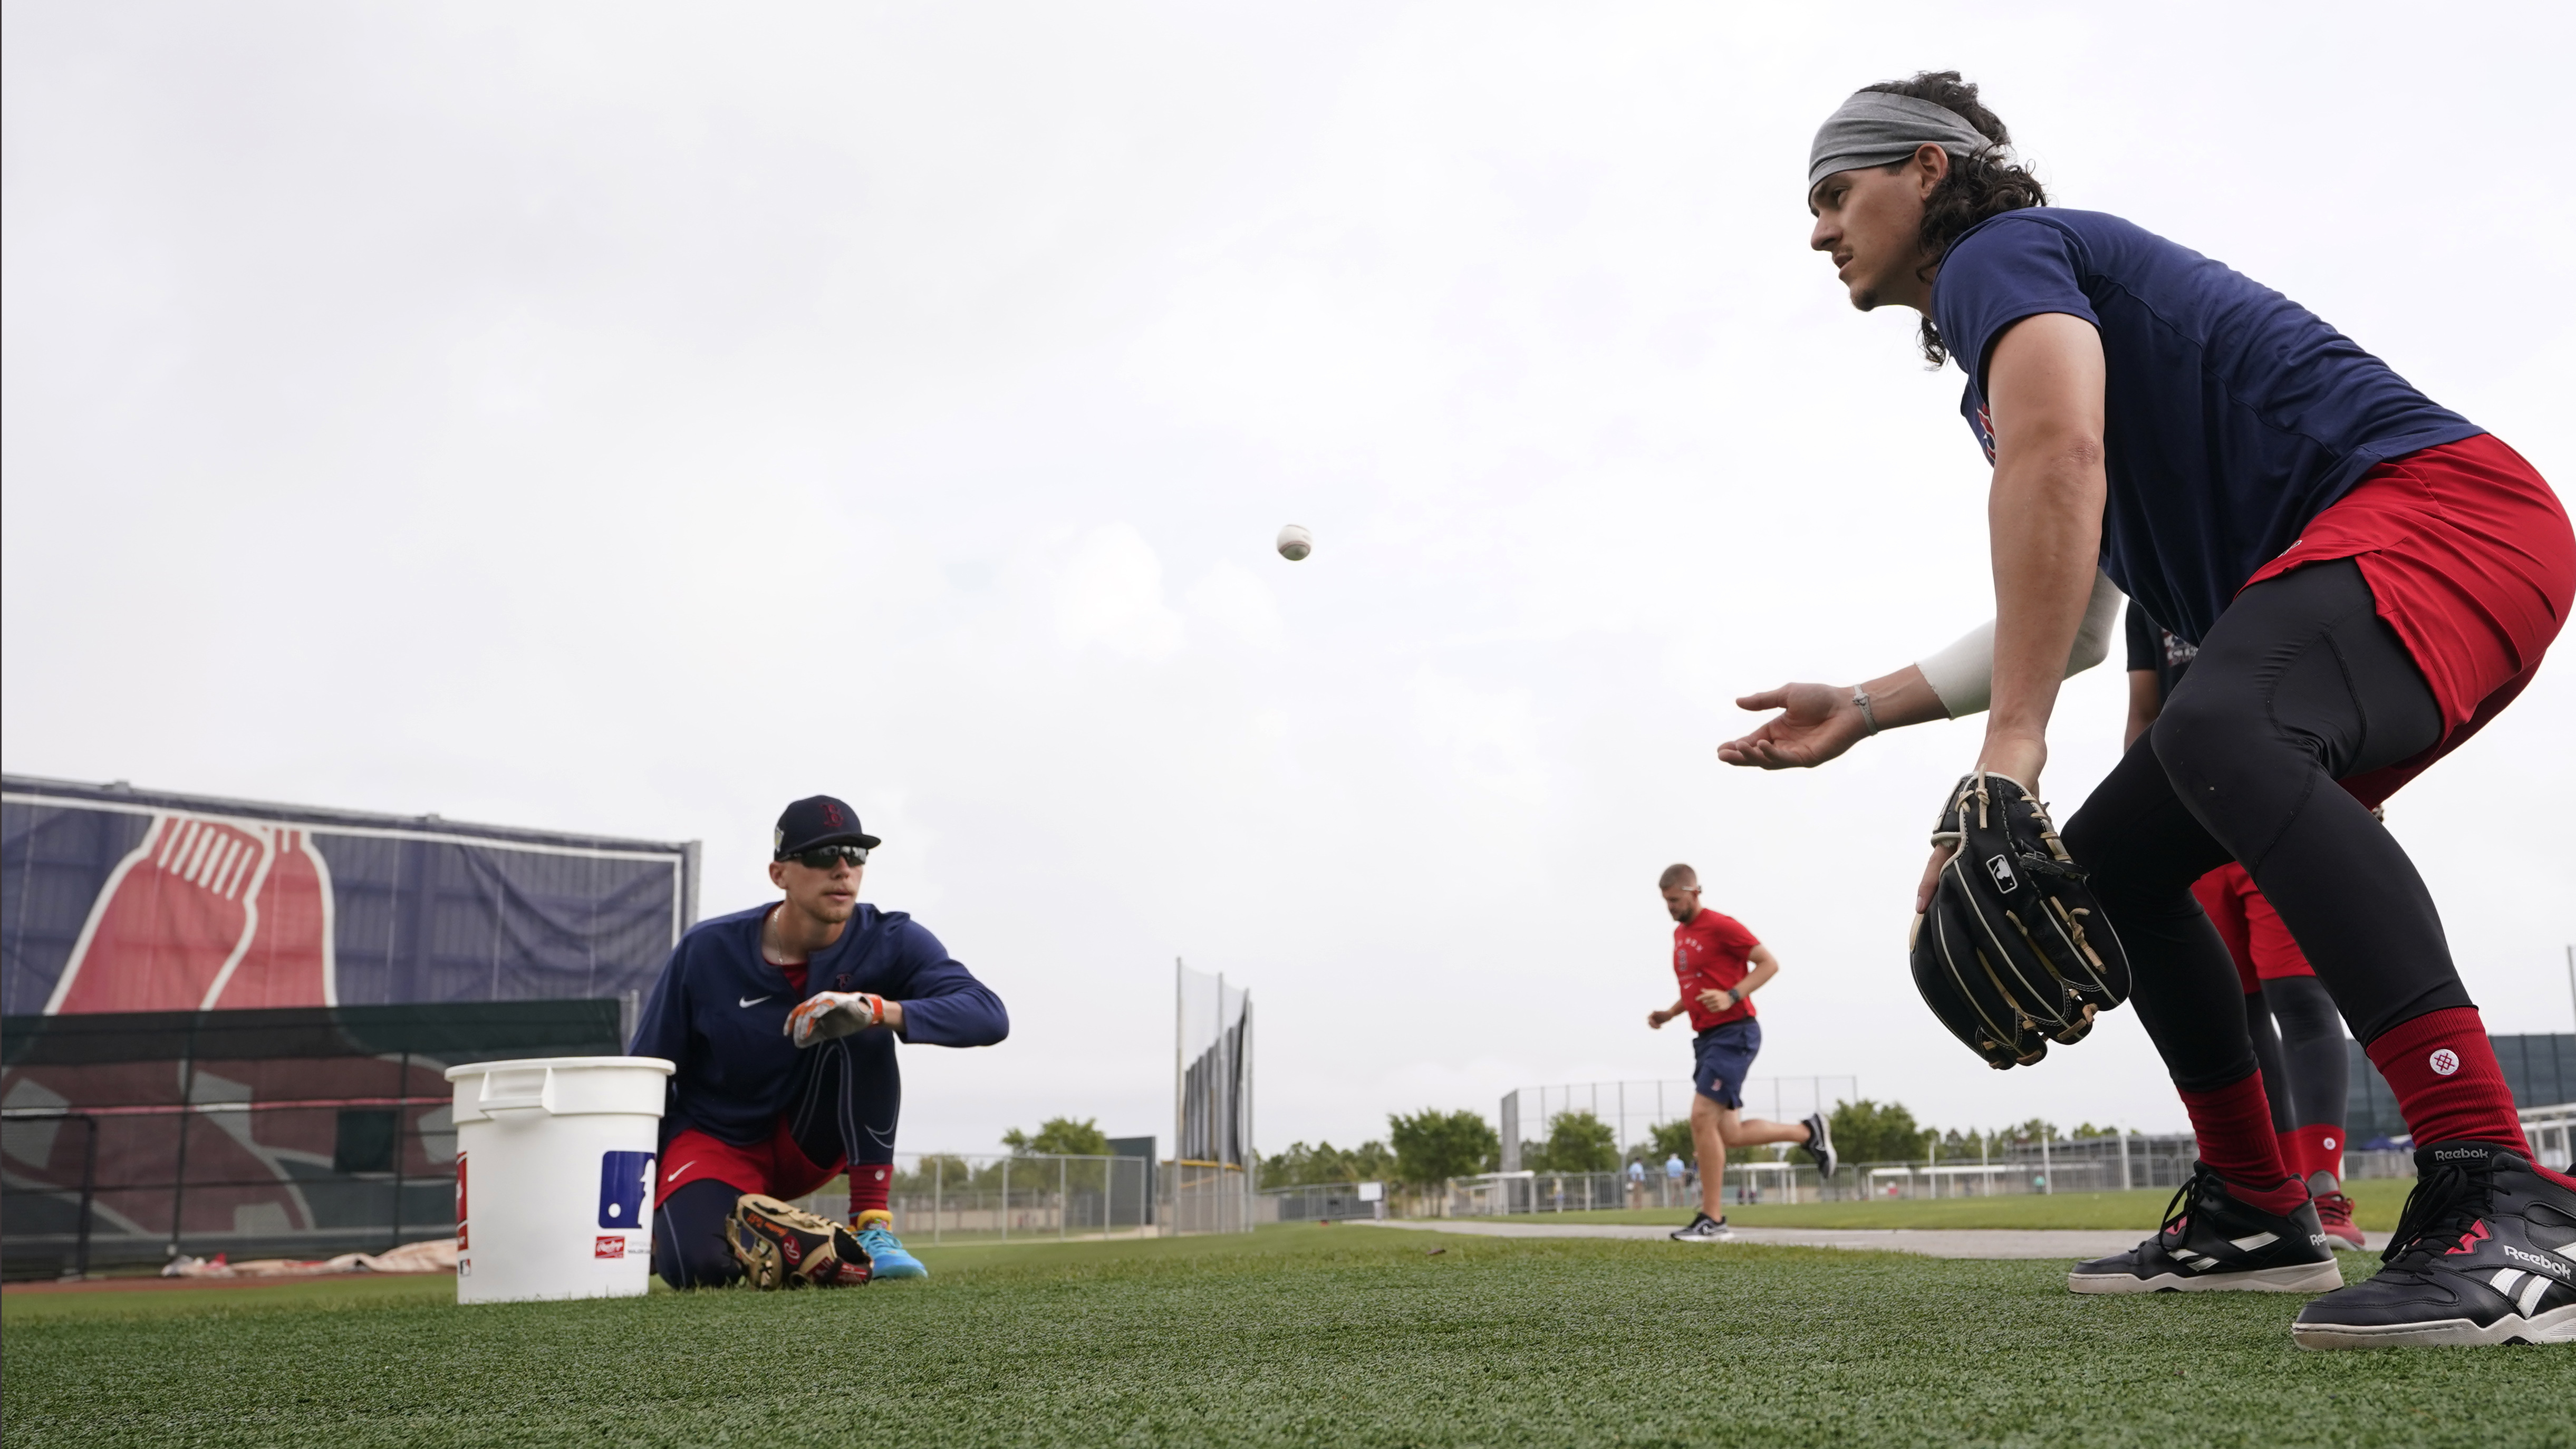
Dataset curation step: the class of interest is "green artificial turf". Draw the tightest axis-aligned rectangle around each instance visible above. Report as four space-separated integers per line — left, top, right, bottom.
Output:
1501 1178 2417 1233
5 1225 2565 1448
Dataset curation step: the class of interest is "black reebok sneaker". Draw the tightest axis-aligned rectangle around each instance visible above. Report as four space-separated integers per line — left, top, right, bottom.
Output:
2292 1142 2576 1349
1801 1112 1839 1180
1670 1212 1735 1243
2067 1161 2342 1294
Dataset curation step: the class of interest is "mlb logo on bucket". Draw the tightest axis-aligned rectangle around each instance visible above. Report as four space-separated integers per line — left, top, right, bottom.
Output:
594 1236 625 1260
597 1150 657 1230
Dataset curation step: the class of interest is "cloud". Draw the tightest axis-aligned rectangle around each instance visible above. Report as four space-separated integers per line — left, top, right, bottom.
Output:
1052 523 1184 660
1182 562 1285 652
1411 672 1546 804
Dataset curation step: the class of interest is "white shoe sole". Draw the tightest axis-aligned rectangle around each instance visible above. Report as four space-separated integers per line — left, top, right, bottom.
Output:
2293 1301 2576 1349
1669 1232 1735 1244
2068 1259 2345 1295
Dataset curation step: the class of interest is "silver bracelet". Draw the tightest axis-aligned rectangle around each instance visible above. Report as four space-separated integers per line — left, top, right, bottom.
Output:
1853 687 1880 737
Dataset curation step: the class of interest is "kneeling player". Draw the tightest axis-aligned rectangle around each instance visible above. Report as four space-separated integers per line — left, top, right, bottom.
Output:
632 795 1008 1288
1647 864 1837 1243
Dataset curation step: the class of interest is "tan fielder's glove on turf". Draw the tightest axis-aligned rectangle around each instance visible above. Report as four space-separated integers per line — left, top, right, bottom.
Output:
723 1194 873 1289
783 991 884 1049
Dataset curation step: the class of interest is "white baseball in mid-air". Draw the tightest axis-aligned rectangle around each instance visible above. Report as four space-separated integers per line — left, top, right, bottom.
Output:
1276 524 1313 562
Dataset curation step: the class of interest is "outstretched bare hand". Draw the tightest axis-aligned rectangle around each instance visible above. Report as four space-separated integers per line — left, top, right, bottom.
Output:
1715 683 1870 770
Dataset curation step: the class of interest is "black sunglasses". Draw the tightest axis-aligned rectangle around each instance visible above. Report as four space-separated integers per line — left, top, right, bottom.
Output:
784 844 870 869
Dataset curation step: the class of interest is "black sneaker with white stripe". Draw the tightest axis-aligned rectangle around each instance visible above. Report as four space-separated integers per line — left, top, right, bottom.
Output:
1670 1212 1735 1243
1800 1112 1839 1180
2068 1161 2342 1294
2293 1142 2576 1349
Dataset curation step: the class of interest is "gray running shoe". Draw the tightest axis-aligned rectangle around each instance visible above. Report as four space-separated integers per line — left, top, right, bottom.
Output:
1801 1112 1839 1180
1670 1212 1734 1243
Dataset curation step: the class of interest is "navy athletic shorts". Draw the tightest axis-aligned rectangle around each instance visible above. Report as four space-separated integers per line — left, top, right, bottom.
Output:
1691 1019 1761 1107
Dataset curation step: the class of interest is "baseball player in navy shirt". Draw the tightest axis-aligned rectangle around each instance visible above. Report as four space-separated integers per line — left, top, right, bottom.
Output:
1721 72 2574 1348
632 795 1008 1288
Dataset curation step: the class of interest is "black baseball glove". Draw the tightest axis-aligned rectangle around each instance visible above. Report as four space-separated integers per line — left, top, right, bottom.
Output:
1908 771 2129 1069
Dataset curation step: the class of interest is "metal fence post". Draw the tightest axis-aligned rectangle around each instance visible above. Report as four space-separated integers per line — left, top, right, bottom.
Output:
933 1156 943 1246
1001 1156 1010 1243
2040 1133 2054 1194
73 1116 99 1280
1059 1156 1067 1241
168 1021 201 1260
2118 1128 2132 1192
388 1050 411 1251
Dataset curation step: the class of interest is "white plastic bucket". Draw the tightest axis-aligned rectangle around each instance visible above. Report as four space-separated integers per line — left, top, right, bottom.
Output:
446 1056 674 1305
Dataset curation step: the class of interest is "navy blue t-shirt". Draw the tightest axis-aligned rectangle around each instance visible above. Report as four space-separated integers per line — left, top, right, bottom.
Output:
627 902 1009 1146
1932 209 2479 644
2122 598 2197 702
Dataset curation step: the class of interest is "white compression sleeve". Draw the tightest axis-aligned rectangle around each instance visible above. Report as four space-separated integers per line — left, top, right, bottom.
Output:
1914 570 2123 719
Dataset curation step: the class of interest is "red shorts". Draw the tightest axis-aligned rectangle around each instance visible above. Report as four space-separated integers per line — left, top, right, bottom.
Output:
2189 863 2314 992
2242 434 2575 807
656 1118 842 1206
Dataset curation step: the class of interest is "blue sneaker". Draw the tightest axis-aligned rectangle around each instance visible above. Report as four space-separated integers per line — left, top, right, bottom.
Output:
853 1215 927 1279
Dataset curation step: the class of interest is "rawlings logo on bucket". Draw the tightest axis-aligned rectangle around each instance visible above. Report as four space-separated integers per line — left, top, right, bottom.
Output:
594 1236 625 1260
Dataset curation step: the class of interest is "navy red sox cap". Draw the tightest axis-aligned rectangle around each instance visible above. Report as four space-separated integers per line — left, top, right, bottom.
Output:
773 795 881 859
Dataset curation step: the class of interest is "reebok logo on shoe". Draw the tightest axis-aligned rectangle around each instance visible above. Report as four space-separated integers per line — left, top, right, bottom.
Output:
2500 1244 2570 1279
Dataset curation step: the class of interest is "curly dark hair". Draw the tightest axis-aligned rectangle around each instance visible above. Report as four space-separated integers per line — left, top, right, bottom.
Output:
1860 71 2048 366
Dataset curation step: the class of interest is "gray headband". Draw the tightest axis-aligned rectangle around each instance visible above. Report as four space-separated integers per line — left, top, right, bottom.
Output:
1808 90 1998 190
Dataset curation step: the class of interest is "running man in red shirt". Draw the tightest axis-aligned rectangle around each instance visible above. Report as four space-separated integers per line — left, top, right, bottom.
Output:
1647 864 1838 1242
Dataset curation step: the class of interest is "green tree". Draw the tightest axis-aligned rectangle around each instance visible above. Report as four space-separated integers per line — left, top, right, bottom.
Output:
1537 1110 1618 1173
1344 1139 1398 1182
1001 1116 1111 1156
1828 1098 1925 1164
894 1153 973 1194
1387 1108 1498 1186
1634 1118 1697 1166
1261 1139 1395 1187
2005 1117 2059 1146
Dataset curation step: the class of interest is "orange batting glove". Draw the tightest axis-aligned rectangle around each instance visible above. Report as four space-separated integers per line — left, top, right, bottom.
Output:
784 991 885 1048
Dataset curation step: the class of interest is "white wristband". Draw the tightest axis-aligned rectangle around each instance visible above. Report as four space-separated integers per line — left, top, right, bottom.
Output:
1853 688 1880 737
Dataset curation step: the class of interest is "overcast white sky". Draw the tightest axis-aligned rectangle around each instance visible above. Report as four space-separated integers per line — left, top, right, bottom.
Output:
7 2 2572 1157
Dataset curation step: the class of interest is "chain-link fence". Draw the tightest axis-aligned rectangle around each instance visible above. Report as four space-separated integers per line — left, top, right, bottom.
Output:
1440 1105 2574 1215
785 1152 1160 1245
1498 1077 1856 1171
1259 1182 1385 1222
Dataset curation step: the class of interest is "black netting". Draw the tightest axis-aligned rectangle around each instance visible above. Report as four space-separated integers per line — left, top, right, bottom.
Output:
0 1002 618 1279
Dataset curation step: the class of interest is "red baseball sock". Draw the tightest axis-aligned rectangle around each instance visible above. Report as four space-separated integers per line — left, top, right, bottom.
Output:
2365 1008 2531 1155
2367 1010 2576 1192
2178 1074 2308 1215
847 1163 892 1223
2276 1123 2346 1192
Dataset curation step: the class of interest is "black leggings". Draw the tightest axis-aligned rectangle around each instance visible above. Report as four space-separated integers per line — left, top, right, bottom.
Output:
2061 560 2466 1093
2244 976 2349 1131
651 1028 901 1289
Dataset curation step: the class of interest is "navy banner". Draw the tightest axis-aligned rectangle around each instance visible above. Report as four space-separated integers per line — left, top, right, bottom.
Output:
1 776 698 1016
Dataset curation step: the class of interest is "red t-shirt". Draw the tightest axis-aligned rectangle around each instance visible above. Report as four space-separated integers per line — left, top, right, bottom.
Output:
1673 908 1760 1031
